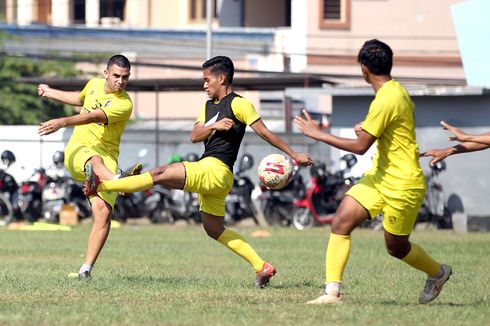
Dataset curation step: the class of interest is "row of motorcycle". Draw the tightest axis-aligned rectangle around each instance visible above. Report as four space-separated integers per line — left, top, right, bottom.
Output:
0 150 92 225
0 149 452 230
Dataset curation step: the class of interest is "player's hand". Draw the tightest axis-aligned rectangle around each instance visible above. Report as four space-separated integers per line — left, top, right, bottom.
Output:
292 153 314 167
38 119 63 136
213 118 234 131
294 110 323 140
420 148 452 166
440 121 468 142
38 84 50 97
354 121 364 137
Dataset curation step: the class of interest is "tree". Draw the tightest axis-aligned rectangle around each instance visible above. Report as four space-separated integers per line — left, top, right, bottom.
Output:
1 33 80 124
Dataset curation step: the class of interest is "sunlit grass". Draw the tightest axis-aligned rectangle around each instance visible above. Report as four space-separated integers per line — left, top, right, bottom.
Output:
0 223 489 325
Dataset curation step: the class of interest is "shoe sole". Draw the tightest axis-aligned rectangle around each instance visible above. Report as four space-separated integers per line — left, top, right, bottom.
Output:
83 163 97 196
419 265 452 304
256 267 276 288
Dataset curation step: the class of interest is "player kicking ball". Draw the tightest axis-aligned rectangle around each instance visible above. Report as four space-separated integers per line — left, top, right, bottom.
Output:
83 55 313 287
295 39 451 304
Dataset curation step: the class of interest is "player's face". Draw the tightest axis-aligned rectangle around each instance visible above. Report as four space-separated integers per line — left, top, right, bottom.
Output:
104 64 130 93
203 68 223 99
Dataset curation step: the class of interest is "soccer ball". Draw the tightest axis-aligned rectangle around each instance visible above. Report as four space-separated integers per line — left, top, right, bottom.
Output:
258 154 293 190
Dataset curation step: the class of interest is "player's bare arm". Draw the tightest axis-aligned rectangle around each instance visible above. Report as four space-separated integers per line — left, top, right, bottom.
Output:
190 118 234 143
295 110 375 155
441 121 490 145
421 141 490 166
38 109 108 136
249 119 313 166
37 84 83 106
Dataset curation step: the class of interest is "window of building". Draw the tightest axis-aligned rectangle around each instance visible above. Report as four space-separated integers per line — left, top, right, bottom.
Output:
100 0 125 20
319 0 350 30
190 0 218 21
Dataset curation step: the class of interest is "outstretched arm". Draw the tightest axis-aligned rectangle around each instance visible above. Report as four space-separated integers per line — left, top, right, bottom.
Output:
441 121 490 145
421 142 490 166
250 119 313 166
38 84 83 106
38 109 108 136
294 110 375 155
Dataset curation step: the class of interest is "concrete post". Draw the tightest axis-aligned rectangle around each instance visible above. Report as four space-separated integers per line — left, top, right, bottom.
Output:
85 0 100 27
17 0 34 25
51 0 70 26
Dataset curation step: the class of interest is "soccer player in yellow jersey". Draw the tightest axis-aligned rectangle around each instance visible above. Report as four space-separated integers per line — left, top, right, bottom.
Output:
37 54 138 280
295 40 451 304
422 121 490 165
84 55 314 287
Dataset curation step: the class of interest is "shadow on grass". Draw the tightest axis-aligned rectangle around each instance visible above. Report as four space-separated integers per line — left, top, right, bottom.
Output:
377 299 470 307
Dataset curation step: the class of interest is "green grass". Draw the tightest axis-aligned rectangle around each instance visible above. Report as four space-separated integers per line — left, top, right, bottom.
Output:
0 223 489 325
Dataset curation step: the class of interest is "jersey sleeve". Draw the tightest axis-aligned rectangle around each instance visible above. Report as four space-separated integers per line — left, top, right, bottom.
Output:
231 97 261 125
102 97 133 124
195 104 206 124
361 98 393 138
79 78 94 102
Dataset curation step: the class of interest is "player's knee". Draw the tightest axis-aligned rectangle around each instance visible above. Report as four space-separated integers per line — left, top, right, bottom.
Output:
330 213 354 235
385 243 410 259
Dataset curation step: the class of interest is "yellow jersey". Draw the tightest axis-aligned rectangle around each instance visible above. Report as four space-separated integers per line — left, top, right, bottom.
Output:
69 78 132 161
361 80 425 191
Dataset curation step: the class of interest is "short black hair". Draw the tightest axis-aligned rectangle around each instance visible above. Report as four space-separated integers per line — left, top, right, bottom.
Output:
357 39 393 75
202 56 234 84
107 54 131 70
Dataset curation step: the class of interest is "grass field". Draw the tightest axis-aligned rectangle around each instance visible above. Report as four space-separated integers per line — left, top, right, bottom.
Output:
0 222 489 326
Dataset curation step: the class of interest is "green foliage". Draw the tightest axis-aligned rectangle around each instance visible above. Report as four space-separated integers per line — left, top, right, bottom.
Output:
0 53 80 125
0 225 489 325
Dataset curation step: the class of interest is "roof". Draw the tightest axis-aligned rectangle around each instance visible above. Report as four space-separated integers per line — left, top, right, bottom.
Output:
19 75 333 91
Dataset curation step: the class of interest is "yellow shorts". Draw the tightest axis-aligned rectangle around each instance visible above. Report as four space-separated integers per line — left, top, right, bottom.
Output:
64 141 118 209
346 175 425 236
182 157 234 217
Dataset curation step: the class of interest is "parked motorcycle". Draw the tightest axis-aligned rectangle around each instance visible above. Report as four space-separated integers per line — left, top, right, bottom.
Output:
146 186 200 224
259 164 306 226
17 168 46 223
225 153 260 225
0 150 20 224
0 169 19 224
417 161 452 229
42 151 92 223
42 176 91 223
291 154 358 230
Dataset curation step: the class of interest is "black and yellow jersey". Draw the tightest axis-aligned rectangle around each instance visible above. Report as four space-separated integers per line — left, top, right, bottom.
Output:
196 92 260 170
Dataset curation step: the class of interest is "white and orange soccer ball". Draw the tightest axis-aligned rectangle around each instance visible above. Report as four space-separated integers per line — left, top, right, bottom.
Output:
258 154 293 190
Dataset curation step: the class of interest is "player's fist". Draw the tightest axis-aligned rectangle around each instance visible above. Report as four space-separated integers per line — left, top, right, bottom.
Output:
38 84 50 97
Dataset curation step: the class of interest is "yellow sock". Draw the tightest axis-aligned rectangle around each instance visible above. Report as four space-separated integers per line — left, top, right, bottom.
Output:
217 229 265 272
401 243 441 277
326 233 351 283
97 172 154 193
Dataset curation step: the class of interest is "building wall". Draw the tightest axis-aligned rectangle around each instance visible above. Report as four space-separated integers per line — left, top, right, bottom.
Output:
302 0 464 80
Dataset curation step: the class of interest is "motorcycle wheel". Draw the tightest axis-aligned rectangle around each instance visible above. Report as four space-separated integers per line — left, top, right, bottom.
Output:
0 194 13 225
437 207 453 229
264 206 290 227
150 209 174 224
292 207 315 230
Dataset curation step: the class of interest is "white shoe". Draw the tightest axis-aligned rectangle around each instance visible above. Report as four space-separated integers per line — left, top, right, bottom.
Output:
419 264 452 304
306 292 343 305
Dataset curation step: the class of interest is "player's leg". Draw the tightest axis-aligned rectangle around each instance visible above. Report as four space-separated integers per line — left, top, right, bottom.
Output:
201 208 276 287
307 195 370 304
383 190 452 304
87 155 116 180
87 163 185 196
78 196 112 280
